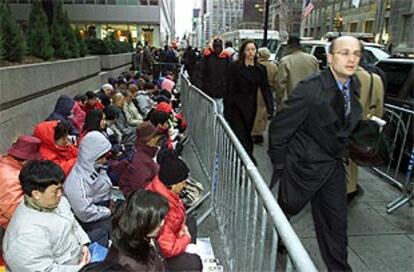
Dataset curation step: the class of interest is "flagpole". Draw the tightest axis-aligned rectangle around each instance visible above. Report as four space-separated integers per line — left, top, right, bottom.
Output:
300 0 306 37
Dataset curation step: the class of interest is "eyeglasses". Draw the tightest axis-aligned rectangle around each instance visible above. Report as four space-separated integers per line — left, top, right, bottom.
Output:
333 50 362 58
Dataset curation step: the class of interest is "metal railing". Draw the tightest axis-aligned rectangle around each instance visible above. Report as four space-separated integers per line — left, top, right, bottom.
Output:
371 103 414 213
179 73 317 272
153 62 181 81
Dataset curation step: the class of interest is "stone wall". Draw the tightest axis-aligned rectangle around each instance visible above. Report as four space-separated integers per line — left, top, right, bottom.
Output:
0 54 131 153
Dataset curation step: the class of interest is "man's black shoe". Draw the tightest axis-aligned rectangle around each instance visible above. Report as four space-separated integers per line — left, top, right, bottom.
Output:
347 185 364 203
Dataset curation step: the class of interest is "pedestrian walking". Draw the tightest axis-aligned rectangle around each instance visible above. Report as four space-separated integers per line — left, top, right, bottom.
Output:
268 36 364 271
226 40 274 164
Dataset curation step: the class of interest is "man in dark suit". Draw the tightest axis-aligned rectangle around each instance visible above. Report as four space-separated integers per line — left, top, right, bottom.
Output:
268 36 363 271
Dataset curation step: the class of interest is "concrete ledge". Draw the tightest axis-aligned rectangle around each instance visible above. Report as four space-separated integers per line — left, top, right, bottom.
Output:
99 64 131 84
0 57 100 108
99 53 132 70
0 76 100 153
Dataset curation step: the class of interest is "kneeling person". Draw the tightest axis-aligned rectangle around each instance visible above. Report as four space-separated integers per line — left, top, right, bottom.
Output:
3 160 91 272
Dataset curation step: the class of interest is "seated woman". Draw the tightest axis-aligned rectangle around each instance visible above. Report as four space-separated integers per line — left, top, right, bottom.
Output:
145 152 202 271
33 120 78 176
104 189 169 271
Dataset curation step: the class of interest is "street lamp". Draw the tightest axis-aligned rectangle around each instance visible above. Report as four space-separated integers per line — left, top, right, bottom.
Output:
262 0 270 47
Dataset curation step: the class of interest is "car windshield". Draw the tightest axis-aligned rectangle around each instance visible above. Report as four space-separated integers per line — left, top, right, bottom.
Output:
364 47 390 64
377 61 413 99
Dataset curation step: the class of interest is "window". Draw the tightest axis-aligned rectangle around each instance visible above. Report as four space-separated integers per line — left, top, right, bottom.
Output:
364 20 373 33
314 46 327 69
402 15 413 43
349 22 357 32
149 0 158 5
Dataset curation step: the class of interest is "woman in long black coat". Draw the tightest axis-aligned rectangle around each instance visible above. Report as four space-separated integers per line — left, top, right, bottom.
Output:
225 40 274 163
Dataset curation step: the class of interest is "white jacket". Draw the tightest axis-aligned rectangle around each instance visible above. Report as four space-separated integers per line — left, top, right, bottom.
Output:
3 197 90 272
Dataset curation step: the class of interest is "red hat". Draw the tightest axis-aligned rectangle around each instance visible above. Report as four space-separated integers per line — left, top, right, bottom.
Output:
8 135 41 160
155 102 173 113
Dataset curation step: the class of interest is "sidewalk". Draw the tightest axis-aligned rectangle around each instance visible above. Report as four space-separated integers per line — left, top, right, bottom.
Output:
254 137 414 271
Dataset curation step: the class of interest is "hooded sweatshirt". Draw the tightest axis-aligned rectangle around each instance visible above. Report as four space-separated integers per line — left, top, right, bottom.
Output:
46 95 78 135
33 120 78 176
64 131 112 223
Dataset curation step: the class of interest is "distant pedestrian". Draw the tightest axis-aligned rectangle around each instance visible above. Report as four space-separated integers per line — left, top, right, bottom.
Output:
268 36 363 271
277 36 319 110
194 38 231 115
226 40 274 164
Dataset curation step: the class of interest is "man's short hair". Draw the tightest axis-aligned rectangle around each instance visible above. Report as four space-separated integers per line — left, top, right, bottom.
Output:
287 36 301 48
329 37 363 54
85 91 97 100
19 160 64 196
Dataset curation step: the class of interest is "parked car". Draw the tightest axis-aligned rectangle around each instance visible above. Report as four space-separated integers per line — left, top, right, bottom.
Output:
274 40 390 69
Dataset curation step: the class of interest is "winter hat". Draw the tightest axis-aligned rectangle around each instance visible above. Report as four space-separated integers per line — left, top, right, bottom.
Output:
161 78 175 92
8 135 41 160
159 153 189 186
102 83 114 93
136 121 158 143
155 102 173 113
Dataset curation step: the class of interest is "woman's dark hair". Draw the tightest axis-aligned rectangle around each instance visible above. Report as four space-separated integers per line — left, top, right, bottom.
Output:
238 39 258 64
79 262 127 272
54 121 69 142
74 94 87 103
111 190 169 263
19 160 64 196
148 110 170 126
83 109 104 132
85 91 97 100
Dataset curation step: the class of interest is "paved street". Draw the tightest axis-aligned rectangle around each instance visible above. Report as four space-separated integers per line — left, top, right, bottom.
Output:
184 129 414 271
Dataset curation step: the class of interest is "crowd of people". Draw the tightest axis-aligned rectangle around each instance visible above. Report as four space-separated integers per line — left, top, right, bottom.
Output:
0 66 203 271
0 33 387 272
184 35 385 271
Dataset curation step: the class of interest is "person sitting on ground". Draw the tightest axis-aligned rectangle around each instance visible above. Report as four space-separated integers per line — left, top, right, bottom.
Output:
97 84 113 108
3 160 91 272
123 87 144 127
71 94 87 133
81 91 105 114
145 152 202 271
46 94 79 135
64 131 113 247
0 135 41 229
33 120 78 176
104 189 169 271
112 93 136 141
117 122 161 196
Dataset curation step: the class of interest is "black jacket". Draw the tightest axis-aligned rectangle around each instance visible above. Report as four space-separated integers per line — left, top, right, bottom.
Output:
268 69 362 214
195 49 231 99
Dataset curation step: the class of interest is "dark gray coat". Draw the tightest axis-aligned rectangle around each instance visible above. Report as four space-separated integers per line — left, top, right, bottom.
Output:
268 68 362 215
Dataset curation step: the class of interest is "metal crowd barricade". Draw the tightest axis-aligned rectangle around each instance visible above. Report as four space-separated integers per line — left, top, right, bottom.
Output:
153 62 181 80
371 103 414 213
179 72 317 272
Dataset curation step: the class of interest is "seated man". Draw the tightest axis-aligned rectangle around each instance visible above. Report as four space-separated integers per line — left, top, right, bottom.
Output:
123 87 144 127
64 131 113 247
33 120 78 176
3 160 91 272
118 122 161 196
0 135 41 229
81 91 105 114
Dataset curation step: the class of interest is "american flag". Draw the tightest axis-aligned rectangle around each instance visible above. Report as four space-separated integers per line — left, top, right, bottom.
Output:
302 0 315 20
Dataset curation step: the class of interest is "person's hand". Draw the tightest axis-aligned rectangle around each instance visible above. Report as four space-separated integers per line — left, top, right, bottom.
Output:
179 225 191 239
269 167 284 190
79 245 91 267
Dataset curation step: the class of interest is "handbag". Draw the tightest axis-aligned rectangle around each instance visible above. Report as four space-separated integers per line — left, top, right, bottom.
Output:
349 73 391 166
180 178 204 208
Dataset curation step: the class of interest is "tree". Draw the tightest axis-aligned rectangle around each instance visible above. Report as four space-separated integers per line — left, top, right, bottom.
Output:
75 28 88 57
127 31 134 51
61 11 79 58
51 1 71 58
0 3 25 62
27 0 53 60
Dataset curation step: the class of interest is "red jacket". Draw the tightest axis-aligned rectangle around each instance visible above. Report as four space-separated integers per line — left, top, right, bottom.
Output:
33 120 78 176
118 143 159 196
0 155 24 228
81 101 105 115
145 176 190 258
70 101 86 132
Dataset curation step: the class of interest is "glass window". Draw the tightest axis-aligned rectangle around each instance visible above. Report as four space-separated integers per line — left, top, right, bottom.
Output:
85 0 95 3
376 62 414 99
140 0 148 4
149 0 158 4
117 0 128 4
74 0 85 3
96 0 106 4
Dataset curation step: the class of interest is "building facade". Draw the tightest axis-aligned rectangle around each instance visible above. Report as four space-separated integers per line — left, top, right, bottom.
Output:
300 0 413 54
8 0 175 48
269 0 302 36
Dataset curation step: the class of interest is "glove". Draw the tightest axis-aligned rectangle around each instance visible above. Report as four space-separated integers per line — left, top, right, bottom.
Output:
269 166 284 190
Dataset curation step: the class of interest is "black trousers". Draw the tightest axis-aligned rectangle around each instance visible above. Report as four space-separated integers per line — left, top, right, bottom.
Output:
165 214 202 271
280 162 352 271
79 215 112 248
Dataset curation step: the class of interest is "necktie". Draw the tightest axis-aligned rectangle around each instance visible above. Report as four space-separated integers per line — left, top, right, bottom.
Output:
341 86 351 118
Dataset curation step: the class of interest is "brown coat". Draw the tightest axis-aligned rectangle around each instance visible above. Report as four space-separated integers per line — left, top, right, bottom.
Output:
346 66 384 193
277 50 319 110
252 60 279 136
